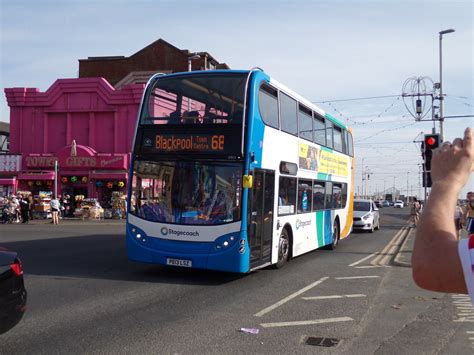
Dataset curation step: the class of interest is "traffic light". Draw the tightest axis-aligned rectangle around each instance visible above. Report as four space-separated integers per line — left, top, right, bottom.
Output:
422 133 441 187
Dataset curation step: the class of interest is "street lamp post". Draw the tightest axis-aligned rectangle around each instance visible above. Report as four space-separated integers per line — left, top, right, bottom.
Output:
438 28 455 140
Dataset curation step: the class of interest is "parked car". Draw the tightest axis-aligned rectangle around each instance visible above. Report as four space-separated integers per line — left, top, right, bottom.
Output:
0 248 27 334
352 199 380 233
394 200 404 208
382 200 390 207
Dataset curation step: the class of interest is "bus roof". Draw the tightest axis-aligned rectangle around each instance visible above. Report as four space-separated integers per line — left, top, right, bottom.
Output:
149 69 349 130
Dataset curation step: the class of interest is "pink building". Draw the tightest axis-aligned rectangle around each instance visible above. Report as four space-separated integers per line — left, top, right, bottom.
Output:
4 78 144 203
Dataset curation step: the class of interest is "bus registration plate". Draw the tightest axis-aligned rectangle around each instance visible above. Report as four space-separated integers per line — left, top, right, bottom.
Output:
166 258 192 268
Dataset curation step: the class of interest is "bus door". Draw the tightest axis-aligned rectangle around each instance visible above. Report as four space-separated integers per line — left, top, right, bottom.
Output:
248 169 275 268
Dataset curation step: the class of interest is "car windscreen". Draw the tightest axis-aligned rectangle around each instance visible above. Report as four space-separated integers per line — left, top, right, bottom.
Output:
354 201 371 211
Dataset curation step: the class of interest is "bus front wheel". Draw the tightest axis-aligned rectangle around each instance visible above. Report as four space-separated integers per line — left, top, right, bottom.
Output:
275 228 290 268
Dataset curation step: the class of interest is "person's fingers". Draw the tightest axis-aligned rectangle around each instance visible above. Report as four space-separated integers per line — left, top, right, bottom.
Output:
440 141 452 152
464 127 474 152
452 137 463 148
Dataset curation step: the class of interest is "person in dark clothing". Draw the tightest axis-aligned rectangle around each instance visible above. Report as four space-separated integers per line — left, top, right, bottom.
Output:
20 197 30 223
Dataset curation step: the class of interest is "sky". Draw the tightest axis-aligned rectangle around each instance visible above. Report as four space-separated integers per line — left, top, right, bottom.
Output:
1 0 473 198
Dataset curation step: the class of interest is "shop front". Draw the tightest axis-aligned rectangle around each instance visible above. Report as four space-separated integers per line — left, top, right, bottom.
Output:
20 143 129 209
0 155 21 196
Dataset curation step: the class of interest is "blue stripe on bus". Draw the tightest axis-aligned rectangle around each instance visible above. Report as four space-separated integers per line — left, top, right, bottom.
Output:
324 210 333 245
246 71 269 171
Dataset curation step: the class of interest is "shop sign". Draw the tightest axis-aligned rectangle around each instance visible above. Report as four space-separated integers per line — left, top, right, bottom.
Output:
25 154 127 169
0 155 22 172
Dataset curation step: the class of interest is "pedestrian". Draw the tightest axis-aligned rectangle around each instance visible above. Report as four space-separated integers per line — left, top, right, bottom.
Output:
412 127 474 305
454 202 463 240
410 198 421 227
20 196 30 224
50 196 60 225
463 191 474 233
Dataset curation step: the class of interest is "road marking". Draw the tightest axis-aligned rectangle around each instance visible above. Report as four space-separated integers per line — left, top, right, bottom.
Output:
254 277 329 317
371 224 410 266
302 294 366 300
261 316 353 328
354 265 385 269
467 331 474 334
349 253 378 267
335 276 380 280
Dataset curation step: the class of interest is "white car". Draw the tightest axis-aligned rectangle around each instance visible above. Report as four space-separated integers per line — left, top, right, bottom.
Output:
353 199 380 233
394 200 404 208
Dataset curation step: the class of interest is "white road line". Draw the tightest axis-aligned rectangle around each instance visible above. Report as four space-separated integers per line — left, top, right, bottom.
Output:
355 266 384 269
335 276 380 280
302 294 366 300
260 316 353 328
469 337 474 340
349 253 378 267
254 277 329 317
467 331 474 334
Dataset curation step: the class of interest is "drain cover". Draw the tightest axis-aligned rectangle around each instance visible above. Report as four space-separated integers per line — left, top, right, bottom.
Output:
305 337 340 347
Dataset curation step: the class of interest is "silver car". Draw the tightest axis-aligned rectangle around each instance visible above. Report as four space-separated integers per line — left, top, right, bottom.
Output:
352 199 380 233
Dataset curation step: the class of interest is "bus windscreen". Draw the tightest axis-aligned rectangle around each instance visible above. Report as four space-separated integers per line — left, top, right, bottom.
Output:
130 160 242 225
141 73 247 125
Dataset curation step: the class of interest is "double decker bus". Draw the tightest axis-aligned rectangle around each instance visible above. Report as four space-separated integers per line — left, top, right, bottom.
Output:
127 69 354 273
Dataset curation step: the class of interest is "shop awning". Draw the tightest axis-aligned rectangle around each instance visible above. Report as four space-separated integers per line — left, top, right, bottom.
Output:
17 171 55 180
0 177 17 185
89 170 129 180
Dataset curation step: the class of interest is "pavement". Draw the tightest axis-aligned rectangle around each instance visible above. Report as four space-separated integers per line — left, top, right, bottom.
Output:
7 217 126 226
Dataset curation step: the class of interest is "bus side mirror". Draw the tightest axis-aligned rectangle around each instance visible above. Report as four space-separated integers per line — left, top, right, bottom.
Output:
243 175 253 189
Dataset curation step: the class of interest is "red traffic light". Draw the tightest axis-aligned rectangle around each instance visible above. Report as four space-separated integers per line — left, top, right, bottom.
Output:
424 134 440 149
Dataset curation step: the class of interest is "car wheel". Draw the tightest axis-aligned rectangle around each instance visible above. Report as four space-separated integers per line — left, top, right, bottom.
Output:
274 228 290 268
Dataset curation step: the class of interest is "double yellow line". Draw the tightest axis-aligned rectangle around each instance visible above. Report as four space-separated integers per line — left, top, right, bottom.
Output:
371 224 411 266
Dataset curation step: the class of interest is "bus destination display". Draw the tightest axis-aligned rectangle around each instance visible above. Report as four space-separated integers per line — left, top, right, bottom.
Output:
155 134 225 152
137 130 241 157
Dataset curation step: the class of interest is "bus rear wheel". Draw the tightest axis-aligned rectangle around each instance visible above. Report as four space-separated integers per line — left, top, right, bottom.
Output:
327 221 339 250
274 228 290 269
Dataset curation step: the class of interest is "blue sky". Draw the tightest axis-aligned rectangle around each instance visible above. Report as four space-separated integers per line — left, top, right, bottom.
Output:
1 0 473 197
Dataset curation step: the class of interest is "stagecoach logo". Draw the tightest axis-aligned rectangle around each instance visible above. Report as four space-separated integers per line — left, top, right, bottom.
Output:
160 227 200 238
144 138 152 147
296 219 311 230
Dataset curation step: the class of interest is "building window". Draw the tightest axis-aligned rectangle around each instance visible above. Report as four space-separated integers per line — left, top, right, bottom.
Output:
280 92 298 136
258 84 279 129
